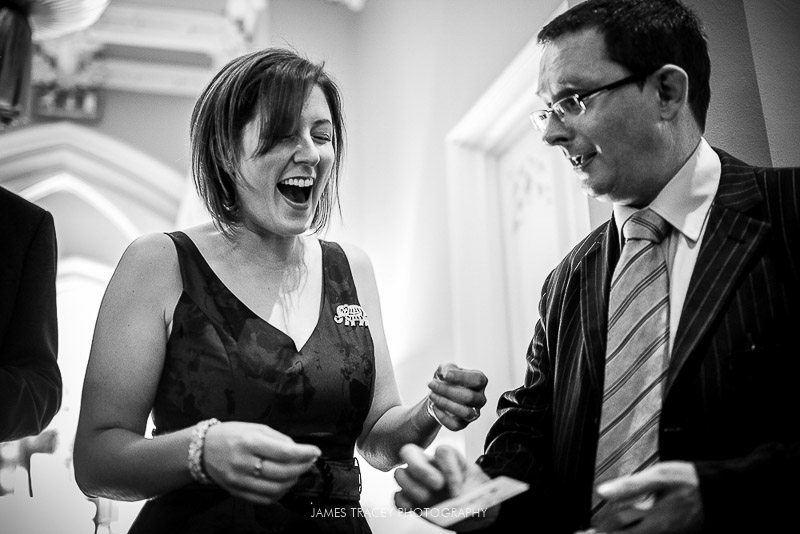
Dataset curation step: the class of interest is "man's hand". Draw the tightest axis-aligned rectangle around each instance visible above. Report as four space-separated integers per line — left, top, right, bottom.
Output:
579 461 704 534
394 444 499 531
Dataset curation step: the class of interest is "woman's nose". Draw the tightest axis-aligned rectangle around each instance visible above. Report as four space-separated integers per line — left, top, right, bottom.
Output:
293 134 321 166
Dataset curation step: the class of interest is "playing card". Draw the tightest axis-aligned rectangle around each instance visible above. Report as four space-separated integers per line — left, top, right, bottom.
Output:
419 476 529 527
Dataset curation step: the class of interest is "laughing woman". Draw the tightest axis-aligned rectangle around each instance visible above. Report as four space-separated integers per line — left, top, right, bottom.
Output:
73 48 487 534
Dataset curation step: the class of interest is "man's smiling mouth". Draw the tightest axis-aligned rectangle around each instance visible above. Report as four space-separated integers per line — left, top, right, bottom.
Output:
567 151 597 170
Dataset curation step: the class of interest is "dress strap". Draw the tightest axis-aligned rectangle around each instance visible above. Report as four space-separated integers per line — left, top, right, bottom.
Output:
164 231 218 305
319 241 362 306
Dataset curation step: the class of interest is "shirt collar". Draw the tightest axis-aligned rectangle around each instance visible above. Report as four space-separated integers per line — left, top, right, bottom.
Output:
614 137 721 243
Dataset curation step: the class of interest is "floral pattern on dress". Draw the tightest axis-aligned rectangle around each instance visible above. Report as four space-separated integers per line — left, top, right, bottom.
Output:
152 236 374 463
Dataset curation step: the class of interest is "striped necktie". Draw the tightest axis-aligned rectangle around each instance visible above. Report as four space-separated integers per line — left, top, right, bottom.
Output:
592 208 671 520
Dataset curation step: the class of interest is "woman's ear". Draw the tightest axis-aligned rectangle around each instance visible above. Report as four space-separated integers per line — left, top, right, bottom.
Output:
653 64 689 121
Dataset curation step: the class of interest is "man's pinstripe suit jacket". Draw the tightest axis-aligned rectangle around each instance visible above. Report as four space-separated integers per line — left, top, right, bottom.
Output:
476 149 800 533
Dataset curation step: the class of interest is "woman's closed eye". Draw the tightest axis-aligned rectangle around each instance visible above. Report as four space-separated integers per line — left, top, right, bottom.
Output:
312 130 332 143
275 131 331 144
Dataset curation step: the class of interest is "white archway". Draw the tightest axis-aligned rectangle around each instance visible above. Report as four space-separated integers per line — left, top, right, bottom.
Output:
0 122 189 533
0 121 184 222
0 121 188 270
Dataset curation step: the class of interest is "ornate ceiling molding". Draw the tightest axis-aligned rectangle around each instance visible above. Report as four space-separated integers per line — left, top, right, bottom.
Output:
89 4 247 65
32 0 267 97
28 0 364 99
100 59 215 97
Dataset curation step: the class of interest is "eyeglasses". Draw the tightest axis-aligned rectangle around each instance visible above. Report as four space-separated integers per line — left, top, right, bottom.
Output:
529 73 645 132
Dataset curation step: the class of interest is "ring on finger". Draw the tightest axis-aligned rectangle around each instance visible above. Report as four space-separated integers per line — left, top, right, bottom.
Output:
466 406 480 422
252 458 263 478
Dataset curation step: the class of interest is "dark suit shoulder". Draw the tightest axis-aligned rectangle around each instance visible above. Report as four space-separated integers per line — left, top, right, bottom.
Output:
714 149 800 287
754 166 800 252
752 165 800 210
752 165 800 190
714 147 800 189
0 186 51 234
713 148 800 221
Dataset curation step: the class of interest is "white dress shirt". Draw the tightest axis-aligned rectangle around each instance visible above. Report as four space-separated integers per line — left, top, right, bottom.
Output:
613 138 721 354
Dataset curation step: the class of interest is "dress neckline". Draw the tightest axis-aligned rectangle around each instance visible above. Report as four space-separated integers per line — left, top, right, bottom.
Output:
175 231 326 352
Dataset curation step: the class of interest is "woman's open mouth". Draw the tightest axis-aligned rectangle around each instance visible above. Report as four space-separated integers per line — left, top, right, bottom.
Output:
277 177 314 204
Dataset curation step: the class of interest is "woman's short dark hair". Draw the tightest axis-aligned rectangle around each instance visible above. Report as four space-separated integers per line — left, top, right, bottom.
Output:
538 0 710 131
190 48 345 234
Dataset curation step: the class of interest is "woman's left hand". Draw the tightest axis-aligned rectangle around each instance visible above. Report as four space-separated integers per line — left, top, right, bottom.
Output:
426 363 488 431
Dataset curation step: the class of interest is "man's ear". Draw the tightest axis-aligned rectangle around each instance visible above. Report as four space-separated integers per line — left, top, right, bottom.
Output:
653 64 689 121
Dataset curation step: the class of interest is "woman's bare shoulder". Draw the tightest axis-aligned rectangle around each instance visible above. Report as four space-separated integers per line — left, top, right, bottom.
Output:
335 240 374 275
117 233 179 274
106 233 183 302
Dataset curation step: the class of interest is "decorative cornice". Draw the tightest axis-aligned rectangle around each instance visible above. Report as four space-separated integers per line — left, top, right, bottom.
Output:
31 0 267 97
88 4 247 65
0 121 185 216
100 59 215 97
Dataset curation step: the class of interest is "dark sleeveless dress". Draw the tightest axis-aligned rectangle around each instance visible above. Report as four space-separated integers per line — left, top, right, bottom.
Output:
127 232 375 534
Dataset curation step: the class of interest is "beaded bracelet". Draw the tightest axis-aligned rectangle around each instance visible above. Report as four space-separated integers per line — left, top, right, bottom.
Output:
188 418 220 484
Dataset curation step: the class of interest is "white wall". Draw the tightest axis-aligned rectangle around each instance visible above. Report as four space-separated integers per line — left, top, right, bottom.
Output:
267 3 564 530
743 0 800 167
268 0 564 456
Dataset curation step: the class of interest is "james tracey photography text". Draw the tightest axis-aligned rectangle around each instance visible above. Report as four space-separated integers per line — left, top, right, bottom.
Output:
309 507 488 519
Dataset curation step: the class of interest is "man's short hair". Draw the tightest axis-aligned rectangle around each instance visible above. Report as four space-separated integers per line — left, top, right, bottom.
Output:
190 48 345 234
538 0 710 131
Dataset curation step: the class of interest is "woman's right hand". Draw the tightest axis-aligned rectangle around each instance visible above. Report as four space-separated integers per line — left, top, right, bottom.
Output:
202 422 321 505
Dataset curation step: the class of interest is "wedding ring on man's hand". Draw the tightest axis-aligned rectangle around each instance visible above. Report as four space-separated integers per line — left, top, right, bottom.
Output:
252 459 263 477
426 397 444 426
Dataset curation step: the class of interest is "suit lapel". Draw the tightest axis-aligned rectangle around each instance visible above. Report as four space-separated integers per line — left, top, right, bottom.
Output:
579 218 619 394
666 150 769 396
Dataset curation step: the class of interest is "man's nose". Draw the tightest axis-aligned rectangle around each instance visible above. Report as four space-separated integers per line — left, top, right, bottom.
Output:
541 114 573 147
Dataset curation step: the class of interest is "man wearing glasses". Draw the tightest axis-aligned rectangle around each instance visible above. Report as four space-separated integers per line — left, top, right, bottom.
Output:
394 0 800 533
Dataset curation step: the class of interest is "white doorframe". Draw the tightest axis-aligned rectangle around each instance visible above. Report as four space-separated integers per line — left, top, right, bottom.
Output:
444 2 578 461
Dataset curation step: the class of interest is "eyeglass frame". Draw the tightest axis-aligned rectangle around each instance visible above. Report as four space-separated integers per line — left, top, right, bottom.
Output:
529 72 649 132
